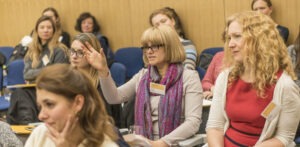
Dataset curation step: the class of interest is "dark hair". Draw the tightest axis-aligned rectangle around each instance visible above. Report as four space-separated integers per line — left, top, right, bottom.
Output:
36 64 117 146
75 12 100 33
294 25 300 72
149 7 186 39
251 0 272 10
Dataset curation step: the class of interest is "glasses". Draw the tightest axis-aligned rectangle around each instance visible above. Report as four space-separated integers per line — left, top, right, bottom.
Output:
69 48 84 58
141 44 164 52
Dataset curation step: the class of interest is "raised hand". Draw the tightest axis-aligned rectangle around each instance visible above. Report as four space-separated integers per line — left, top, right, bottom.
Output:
46 115 79 147
82 41 109 77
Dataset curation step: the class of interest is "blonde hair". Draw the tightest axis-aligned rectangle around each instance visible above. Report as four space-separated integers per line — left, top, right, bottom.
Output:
141 25 185 65
72 33 101 86
36 64 117 146
26 15 67 68
223 11 295 97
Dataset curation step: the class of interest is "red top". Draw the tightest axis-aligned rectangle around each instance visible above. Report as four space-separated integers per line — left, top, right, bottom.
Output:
202 52 224 91
224 71 282 147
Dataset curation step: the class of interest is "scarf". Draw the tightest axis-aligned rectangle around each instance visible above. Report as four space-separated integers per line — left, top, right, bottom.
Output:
135 63 184 139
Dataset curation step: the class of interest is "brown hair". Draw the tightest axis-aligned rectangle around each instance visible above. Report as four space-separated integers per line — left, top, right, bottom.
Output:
36 64 117 146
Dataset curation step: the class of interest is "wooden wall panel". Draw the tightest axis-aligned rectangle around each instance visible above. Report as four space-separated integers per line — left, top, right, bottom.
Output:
0 0 299 54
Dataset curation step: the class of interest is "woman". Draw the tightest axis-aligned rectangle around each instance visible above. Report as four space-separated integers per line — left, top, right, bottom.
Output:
25 64 119 147
42 7 70 48
7 15 69 125
75 12 114 67
69 33 121 127
149 7 197 70
206 11 300 147
83 25 203 146
251 0 289 43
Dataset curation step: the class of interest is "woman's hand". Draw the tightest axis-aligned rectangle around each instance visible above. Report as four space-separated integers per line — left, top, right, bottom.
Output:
82 42 109 77
203 91 213 99
46 115 78 147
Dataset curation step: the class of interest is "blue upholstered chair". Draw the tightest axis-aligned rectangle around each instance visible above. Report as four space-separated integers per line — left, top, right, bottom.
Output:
110 62 127 87
196 66 206 80
0 46 14 65
114 47 144 79
7 59 25 86
198 47 223 70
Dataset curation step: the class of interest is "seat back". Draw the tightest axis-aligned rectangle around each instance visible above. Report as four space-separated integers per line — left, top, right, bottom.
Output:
110 62 127 86
7 59 25 86
0 46 14 65
0 96 10 111
198 47 223 70
196 66 206 80
114 47 144 79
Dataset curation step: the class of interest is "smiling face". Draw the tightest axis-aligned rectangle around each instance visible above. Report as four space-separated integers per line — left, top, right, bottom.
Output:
37 89 76 132
151 13 175 29
37 20 54 44
227 21 245 63
252 0 272 16
69 40 89 69
81 17 94 33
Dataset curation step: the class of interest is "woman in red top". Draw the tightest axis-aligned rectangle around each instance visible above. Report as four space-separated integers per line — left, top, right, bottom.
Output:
207 11 300 147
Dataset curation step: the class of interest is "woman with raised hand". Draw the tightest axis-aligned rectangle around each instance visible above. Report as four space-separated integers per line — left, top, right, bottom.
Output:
206 11 300 147
83 25 203 146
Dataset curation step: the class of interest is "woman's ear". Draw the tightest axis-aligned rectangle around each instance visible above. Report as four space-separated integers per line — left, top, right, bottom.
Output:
73 94 85 113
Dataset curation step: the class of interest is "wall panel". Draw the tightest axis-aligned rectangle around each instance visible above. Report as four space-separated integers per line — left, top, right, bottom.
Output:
0 0 299 54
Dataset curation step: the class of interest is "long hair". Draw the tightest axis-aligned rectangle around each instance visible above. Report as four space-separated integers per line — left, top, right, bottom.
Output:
294 26 300 73
75 12 100 33
149 7 186 39
223 11 295 97
36 64 117 146
72 33 102 86
42 7 62 36
25 16 67 68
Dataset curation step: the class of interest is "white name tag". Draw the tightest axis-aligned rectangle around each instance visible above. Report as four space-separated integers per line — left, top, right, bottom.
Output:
150 82 166 95
42 55 49 66
261 102 281 120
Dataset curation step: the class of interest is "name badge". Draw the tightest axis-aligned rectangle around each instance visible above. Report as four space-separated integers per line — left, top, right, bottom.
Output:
150 82 166 95
261 102 281 120
42 55 49 66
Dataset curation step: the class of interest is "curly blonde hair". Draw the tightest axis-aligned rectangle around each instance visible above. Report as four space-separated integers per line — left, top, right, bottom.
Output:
223 11 295 97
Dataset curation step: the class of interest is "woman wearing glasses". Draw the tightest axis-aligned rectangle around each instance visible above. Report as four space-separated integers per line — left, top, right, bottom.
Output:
69 33 121 128
7 15 69 125
82 25 203 146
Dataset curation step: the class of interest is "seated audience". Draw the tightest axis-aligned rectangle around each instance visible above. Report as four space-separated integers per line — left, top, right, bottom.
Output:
25 64 128 147
7 15 69 125
0 120 23 147
82 25 203 146
9 7 70 63
251 0 289 43
201 51 224 99
207 11 300 146
149 7 197 70
75 12 114 67
70 33 121 127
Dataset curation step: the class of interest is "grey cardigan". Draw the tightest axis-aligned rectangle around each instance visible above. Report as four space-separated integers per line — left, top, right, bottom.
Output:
206 69 300 146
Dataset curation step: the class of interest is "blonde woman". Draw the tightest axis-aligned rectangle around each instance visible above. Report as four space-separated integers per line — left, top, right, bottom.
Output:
207 11 300 147
7 15 68 125
83 25 203 146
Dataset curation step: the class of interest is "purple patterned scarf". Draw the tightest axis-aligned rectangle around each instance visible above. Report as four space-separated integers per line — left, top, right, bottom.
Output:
135 63 184 139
